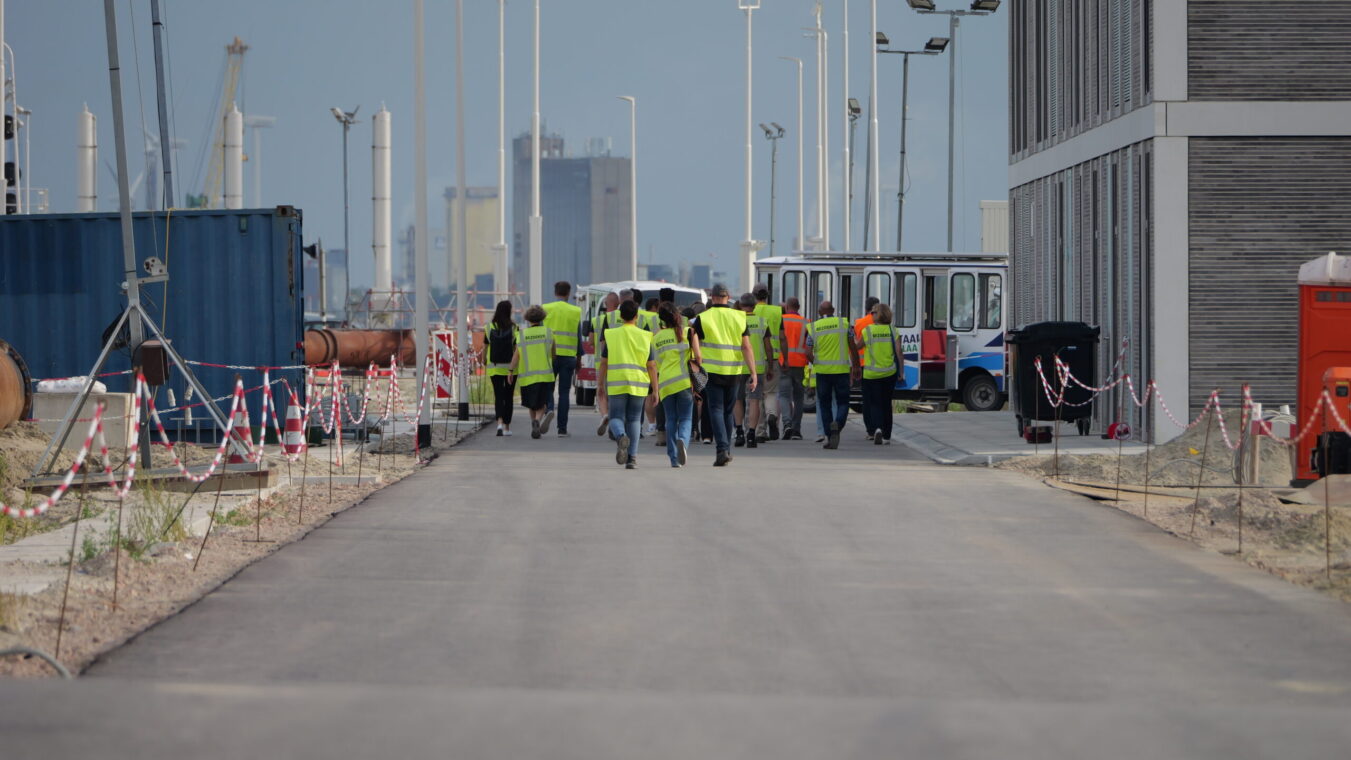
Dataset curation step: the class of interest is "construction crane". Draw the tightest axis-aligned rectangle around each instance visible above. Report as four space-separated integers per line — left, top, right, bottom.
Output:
187 37 248 208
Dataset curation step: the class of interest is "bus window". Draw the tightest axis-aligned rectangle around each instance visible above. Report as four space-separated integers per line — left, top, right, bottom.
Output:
809 271 833 319
839 274 863 320
783 270 804 306
898 273 918 328
951 273 975 331
979 273 1002 330
866 272 891 306
924 274 948 330
764 272 775 303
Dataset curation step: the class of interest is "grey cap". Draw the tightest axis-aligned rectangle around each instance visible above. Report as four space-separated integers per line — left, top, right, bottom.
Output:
710 282 730 297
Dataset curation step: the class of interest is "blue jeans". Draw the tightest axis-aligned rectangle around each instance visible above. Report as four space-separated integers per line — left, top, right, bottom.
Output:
546 355 577 431
816 372 851 431
607 392 644 459
660 389 694 464
704 381 737 454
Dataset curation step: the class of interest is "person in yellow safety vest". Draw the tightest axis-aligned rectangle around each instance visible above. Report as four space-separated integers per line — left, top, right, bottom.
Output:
598 300 659 469
654 303 700 468
481 300 519 436
541 281 582 438
861 303 904 445
777 296 809 440
805 300 861 450
589 292 621 436
735 293 773 449
690 283 759 467
507 305 556 439
639 294 662 435
853 295 881 440
752 284 784 442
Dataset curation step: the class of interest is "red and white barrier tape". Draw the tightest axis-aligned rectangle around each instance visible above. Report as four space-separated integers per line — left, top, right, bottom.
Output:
0 404 106 518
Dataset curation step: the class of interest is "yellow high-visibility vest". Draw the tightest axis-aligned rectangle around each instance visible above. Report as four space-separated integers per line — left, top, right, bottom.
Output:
654 328 692 400
542 301 581 357
745 313 767 374
698 306 747 377
603 324 653 396
809 316 852 375
862 324 899 380
517 325 555 387
754 303 783 359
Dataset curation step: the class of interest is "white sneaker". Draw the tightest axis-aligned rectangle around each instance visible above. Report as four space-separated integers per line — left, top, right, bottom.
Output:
504 429 513 437
540 411 555 435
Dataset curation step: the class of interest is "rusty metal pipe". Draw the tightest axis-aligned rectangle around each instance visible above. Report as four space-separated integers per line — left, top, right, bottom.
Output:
0 340 34 430
304 329 417 368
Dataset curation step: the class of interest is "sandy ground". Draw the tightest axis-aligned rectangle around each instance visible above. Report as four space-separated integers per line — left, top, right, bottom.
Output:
0 419 482 679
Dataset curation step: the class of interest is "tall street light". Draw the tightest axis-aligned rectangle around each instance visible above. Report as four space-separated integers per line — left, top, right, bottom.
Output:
330 105 359 323
878 34 949 251
494 0 508 300
761 122 785 257
780 57 804 251
841 0 850 252
907 0 999 252
618 96 638 281
867 0 881 252
738 0 763 292
529 0 543 305
803 6 828 251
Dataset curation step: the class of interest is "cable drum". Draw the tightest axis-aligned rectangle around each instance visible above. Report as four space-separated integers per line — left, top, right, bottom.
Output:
0 339 34 429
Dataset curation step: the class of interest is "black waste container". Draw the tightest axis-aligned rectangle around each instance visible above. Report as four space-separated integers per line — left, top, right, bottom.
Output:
1006 321 1100 435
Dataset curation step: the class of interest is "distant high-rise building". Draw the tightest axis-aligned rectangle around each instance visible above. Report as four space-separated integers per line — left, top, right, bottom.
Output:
444 186 501 292
398 224 446 290
689 265 711 291
512 131 632 292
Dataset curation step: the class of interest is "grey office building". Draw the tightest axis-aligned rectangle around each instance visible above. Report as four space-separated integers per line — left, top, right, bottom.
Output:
512 132 632 293
1009 1 1351 438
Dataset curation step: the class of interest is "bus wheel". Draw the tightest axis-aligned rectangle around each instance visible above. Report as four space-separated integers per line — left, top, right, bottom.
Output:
961 374 1001 412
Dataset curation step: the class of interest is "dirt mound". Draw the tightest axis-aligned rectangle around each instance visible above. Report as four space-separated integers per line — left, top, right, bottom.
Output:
998 410 1293 487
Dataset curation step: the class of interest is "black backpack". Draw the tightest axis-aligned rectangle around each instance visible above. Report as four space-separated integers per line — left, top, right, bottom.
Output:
488 325 515 364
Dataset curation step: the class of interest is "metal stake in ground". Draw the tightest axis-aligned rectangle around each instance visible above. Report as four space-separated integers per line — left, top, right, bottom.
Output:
298 429 309 524
1238 388 1248 556
56 466 93 660
112 490 125 610
1189 404 1216 539
1143 405 1153 520
193 470 227 572
1325 405 1332 583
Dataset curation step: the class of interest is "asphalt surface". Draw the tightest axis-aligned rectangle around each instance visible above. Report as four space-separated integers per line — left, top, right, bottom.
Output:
6 410 1351 758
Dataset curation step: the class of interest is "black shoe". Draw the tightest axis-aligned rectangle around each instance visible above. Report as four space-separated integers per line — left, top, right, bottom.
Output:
531 419 541 439
874 430 884 445
626 456 637 470
746 436 758 449
826 421 840 450
734 430 746 447
768 415 780 441
714 451 730 467
676 439 688 466
616 435 630 465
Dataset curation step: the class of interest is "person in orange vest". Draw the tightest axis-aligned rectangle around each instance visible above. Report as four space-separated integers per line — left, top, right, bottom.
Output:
853 296 881 439
777 296 809 440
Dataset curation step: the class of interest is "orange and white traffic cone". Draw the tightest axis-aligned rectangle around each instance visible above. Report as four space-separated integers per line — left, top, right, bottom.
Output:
282 391 307 456
227 401 255 465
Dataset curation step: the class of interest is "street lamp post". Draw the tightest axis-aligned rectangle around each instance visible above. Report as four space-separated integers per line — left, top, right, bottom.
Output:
878 35 949 251
494 0 508 300
618 96 637 281
803 7 828 251
761 123 785 257
779 57 805 252
738 0 762 292
529 0 543 306
906 0 999 252
331 105 360 323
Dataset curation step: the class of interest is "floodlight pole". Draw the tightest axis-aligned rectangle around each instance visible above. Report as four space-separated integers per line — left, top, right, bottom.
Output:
868 0 881 252
493 0 508 299
149 0 174 209
879 41 946 250
739 0 763 293
528 0 543 305
913 4 996 252
618 96 638 281
841 0 850 252
780 57 804 251
104 0 143 351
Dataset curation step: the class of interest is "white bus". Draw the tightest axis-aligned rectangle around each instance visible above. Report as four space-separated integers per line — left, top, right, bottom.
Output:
754 252 1008 412
573 281 708 406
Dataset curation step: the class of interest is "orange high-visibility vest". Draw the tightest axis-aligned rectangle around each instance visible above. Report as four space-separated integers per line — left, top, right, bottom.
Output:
854 314 875 358
781 313 809 368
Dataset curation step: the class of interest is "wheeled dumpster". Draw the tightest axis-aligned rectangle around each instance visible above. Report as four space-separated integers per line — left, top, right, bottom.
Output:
1007 321 1100 436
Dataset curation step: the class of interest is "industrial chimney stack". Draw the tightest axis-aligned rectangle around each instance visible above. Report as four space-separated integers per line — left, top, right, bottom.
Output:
224 102 243 209
372 106 393 296
77 105 97 212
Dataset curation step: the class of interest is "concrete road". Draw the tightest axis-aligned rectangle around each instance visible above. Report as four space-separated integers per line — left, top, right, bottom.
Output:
6 410 1351 758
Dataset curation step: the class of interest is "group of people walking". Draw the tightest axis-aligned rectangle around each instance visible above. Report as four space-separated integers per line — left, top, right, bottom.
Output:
483 280 906 469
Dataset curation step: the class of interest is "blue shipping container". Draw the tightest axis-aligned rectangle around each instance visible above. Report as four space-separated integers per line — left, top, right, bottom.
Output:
0 207 305 437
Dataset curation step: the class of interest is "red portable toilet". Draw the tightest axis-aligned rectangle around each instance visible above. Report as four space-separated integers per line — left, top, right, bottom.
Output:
1295 252 1351 484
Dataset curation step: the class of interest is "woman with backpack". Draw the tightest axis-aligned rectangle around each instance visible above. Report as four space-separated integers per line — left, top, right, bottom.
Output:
654 303 700 467
481 300 518 436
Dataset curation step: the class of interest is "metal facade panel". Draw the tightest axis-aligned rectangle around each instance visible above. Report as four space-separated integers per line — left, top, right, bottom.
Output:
1189 1 1351 101
1188 138 1351 412
0 208 305 433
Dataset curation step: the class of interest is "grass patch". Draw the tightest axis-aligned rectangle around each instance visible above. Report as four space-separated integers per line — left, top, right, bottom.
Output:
0 592 24 631
118 478 189 561
214 508 253 527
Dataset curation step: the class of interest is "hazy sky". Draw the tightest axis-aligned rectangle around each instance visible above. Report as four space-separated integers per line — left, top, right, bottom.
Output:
9 1 1008 288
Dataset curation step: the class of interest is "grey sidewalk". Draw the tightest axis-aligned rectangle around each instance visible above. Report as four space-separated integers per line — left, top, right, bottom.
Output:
893 410 1145 465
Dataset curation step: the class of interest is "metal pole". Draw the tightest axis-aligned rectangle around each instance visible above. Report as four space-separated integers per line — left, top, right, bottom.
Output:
102 0 143 351
898 52 910 251
494 0 508 299
149 0 174 209
790 58 803 249
861 101 871 250
821 21 829 250
842 0 850 252
868 0 880 252
619 96 638 281
0 0 6 217
946 14 958 252
454 0 470 420
743 5 754 291
413 0 432 447
768 133 778 257
528 0 543 306
341 122 351 321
